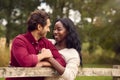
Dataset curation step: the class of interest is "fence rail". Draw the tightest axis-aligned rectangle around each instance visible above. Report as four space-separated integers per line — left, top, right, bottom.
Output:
0 65 120 80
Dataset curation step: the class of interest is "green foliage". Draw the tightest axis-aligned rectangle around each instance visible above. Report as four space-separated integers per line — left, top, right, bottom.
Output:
0 0 40 46
76 0 120 55
0 25 5 37
0 0 120 55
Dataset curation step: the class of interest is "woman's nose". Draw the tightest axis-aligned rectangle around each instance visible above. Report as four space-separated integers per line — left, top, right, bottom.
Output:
54 29 58 33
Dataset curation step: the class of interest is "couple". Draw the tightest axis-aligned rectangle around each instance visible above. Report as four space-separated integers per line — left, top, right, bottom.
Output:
6 9 82 80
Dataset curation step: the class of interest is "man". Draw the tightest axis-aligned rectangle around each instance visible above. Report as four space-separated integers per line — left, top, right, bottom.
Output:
6 9 66 80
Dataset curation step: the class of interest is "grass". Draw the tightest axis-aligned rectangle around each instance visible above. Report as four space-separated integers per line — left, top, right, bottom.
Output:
83 64 112 68
74 64 113 80
75 76 112 80
0 48 10 67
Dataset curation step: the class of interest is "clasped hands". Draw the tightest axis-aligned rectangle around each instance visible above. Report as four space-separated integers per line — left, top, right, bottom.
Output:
36 48 53 67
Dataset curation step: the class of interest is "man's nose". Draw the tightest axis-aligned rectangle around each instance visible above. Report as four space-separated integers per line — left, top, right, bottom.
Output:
48 28 50 32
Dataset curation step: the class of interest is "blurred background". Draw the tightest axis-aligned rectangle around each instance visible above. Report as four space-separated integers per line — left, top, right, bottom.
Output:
0 0 120 80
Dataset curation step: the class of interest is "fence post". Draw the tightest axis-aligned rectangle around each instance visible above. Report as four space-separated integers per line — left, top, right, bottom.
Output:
113 65 120 80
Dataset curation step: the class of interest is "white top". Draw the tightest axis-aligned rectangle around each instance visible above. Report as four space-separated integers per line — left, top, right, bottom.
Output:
45 39 80 80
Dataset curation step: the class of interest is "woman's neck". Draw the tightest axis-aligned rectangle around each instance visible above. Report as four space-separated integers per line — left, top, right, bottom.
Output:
55 41 66 50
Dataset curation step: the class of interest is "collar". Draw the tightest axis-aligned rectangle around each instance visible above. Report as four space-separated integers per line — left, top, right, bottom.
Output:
24 31 46 44
24 31 38 44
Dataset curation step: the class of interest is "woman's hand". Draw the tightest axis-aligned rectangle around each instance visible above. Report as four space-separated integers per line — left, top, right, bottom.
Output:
36 61 52 67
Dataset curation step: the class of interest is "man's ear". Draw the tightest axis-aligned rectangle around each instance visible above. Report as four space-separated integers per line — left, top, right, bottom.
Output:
37 24 42 31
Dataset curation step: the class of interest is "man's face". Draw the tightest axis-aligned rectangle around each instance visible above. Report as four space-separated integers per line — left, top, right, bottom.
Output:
40 19 51 37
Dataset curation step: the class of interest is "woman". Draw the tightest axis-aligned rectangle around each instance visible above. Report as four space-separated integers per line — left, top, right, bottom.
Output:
44 18 82 80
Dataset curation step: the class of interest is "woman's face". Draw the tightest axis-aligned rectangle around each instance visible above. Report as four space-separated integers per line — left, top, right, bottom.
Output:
53 21 68 43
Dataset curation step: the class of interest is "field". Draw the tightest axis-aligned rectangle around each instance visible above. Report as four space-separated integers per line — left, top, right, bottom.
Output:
0 38 118 80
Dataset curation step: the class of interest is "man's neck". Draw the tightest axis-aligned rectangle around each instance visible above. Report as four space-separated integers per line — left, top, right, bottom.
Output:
31 31 41 41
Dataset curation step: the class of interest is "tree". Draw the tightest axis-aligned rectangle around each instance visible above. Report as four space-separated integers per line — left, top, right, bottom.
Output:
0 0 40 47
69 0 120 55
44 0 120 55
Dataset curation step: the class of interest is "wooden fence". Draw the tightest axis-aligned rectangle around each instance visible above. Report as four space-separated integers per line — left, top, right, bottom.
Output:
0 65 120 80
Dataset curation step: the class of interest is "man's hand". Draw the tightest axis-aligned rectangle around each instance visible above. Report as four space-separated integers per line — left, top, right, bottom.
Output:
41 48 53 58
37 48 53 61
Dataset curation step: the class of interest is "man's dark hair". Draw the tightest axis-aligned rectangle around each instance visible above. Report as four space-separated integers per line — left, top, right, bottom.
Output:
27 9 50 31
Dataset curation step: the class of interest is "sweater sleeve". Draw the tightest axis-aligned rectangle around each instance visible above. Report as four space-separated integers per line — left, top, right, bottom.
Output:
46 39 66 67
11 37 38 67
61 49 80 80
